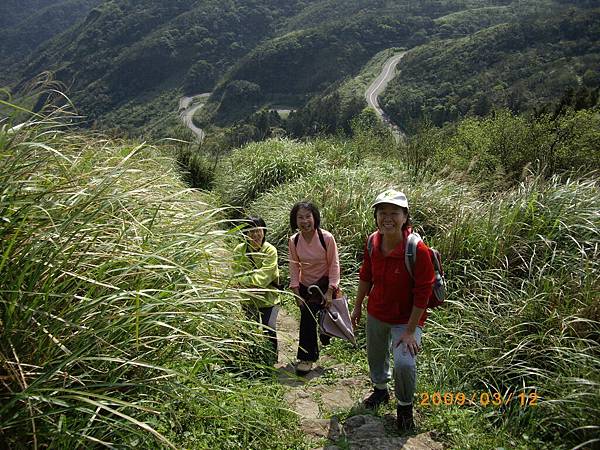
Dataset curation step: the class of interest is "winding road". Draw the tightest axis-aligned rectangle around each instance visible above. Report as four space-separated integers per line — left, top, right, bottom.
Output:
179 50 408 142
365 51 407 142
179 93 210 141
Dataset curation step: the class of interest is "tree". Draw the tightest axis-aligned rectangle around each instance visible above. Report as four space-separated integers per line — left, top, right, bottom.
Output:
184 60 216 94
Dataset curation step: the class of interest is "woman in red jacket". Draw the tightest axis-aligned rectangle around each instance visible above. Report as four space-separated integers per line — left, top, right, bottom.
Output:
351 189 434 432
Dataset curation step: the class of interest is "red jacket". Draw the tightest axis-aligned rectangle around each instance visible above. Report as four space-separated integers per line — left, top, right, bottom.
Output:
359 229 435 327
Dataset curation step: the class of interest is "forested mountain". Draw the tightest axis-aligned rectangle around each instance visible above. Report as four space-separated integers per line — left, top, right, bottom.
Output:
380 5 600 128
1 0 66 28
4 0 316 128
282 1 600 138
0 0 102 65
1 0 599 138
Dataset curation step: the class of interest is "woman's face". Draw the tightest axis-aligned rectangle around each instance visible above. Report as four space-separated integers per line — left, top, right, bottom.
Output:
296 207 315 233
376 204 407 235
247 227 264 249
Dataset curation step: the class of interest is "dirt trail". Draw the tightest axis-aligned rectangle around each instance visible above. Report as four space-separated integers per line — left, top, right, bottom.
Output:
275 309 443 450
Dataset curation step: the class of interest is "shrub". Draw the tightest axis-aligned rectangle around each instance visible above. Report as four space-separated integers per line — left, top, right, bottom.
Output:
434 107 600 190
213 138 318 211
176 143 218 189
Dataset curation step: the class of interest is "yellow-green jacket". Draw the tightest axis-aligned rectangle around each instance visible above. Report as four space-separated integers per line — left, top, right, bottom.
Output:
233 241 280 309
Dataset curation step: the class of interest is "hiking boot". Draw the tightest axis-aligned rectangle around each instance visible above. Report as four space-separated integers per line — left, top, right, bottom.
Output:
363 387 390 409
295 360 313 376
397 404 414 432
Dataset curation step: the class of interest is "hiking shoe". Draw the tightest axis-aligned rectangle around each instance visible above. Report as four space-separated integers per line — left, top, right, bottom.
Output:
363 387 390 409
397 404 414 432
295 360 313 376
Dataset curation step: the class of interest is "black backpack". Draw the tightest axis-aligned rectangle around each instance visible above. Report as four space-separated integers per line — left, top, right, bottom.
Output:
293 228 327 250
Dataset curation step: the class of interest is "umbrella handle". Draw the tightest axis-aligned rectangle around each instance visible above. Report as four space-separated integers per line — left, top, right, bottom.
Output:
307 284 326 300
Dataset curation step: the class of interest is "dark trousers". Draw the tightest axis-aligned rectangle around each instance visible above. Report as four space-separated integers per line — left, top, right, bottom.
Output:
297 302 330 362
245 305 279 357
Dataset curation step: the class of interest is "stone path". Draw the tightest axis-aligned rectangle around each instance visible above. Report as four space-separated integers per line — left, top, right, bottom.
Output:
275 309 444 450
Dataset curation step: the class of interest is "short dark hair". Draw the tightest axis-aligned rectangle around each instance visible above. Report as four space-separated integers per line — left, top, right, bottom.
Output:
242 216 267 244
373 205 412 230
289 201 321 231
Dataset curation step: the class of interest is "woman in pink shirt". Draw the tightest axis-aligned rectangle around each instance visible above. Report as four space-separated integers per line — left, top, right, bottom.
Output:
288 201 340 375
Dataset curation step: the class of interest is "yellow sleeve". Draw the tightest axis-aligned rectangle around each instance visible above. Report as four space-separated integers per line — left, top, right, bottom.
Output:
245 243 279 288
232 242 250 277
234 242 279 288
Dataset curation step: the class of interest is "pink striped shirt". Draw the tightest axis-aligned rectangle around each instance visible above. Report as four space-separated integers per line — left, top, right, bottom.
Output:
288 229 340 289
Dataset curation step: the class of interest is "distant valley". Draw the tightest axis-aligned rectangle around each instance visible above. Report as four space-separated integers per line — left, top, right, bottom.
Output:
1 0 599 142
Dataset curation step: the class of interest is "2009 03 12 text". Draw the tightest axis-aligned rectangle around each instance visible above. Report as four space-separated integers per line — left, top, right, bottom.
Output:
418 391 539 407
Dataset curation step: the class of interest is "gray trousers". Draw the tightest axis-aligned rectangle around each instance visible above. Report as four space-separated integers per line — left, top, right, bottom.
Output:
366 314 422 405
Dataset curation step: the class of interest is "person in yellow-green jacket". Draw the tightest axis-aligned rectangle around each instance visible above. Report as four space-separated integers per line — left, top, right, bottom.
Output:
233 216 280 360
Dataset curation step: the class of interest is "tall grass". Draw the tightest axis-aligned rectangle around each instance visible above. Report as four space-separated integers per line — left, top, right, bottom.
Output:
210 135 384 216
219 135 598 449
0 106 302 448
212 139 319 211
424 175 599 448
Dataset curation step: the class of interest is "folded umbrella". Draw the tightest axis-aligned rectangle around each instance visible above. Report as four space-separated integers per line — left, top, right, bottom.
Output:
308 285 356 346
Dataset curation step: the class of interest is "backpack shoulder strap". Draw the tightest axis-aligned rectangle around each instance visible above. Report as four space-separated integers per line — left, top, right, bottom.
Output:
317 228 327 251
366 231 378 258
294 230 327 251
404 232 421 278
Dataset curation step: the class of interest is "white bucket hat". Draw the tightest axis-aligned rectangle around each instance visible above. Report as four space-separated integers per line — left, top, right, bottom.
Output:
371 189 409 210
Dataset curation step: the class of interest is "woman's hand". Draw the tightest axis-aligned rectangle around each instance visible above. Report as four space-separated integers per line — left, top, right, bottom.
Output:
323 288 333 308
292 287 303 308
352 281 370 329
350 305 362 328
395 329 420 356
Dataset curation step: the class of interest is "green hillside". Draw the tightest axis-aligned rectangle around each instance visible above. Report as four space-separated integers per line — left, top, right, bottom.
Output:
6 0 315 130
381 6 600 129
3 0 598 139
0 0 71 28
200 12 428 126
0 0 102 66
285 1 600 138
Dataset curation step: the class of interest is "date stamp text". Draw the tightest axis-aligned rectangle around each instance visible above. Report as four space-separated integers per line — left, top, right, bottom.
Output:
418 390 539 407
